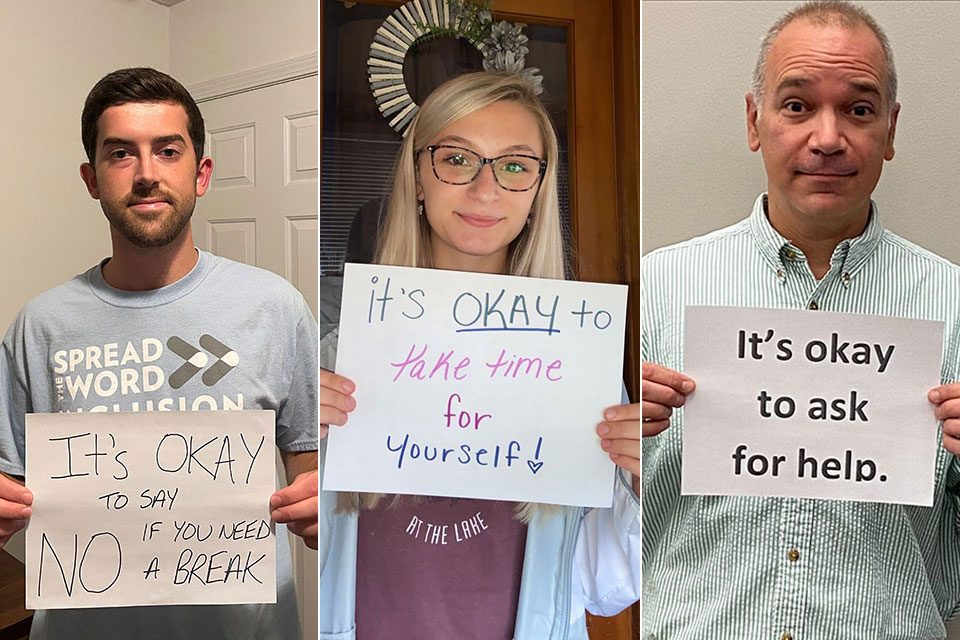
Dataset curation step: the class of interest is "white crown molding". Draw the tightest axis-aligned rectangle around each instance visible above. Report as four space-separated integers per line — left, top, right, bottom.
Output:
187 53 318 103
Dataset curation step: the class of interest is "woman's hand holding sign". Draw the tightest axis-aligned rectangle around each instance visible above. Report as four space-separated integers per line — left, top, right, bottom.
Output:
597 403 644 493
319 367 356 439
641 361 696 437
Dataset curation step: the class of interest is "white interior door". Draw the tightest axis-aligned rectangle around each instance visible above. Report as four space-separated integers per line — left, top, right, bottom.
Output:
196 76 319 318
196 75 319 639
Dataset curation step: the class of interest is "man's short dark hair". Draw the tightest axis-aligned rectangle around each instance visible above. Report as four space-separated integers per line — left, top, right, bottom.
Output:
81 67 205 166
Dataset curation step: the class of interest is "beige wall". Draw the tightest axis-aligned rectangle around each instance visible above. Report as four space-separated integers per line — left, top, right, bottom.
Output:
0 0 169 331
643 1 960 261
169 0 318 86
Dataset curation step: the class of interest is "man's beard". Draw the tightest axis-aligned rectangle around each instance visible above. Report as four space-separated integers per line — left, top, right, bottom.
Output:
102 187 195 249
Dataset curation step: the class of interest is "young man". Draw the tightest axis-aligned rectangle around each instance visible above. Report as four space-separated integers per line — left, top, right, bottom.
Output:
0 68 317 639
644 2 960 638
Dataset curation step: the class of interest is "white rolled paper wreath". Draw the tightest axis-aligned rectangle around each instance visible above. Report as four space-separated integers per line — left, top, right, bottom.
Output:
367 0 537 136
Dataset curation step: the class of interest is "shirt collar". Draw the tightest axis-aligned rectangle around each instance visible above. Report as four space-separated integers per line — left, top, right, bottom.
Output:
86 248 213 308
748 193 884 278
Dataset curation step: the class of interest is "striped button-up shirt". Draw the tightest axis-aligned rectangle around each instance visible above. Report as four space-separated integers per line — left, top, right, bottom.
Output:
642 194 960 639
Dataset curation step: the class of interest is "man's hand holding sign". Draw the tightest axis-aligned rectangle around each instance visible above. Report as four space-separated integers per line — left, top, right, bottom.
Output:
271 450 320 551
640 362 695 438
0 472 31 548
930 384 960 456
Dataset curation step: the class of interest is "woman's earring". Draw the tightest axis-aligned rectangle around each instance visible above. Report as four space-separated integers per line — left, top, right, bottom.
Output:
525 215 532 227
418 201 424 216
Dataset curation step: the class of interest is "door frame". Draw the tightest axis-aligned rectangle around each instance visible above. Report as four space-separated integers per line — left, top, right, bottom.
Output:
187 53 318 103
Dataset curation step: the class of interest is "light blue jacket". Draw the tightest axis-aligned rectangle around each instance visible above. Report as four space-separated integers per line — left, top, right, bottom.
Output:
319 330 641 639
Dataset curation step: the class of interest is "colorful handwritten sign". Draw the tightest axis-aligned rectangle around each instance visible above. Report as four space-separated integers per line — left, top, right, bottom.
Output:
324 263 628 507
25 410 276 609
681 306 943 505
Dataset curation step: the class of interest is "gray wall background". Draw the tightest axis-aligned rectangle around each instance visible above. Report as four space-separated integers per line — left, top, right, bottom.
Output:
643 2 960 634
643 1 960 259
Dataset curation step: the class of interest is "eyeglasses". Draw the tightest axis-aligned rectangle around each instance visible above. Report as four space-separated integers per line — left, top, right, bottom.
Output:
422 145 547 192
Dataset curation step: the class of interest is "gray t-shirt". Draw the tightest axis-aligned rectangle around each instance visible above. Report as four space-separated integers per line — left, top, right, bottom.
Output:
0 250 318 640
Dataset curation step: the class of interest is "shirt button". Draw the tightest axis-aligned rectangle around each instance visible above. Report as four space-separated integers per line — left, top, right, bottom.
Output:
785 249 797 259
788 549 799 562
782 634 793 640
808 301 819 310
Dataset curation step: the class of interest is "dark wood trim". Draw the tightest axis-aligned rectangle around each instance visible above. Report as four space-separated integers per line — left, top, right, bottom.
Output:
494 0 621 287
335 0 405 8
495 4 633 636
319 1 325 199
612 4 640 635
484 0 575 27
613 0 640 401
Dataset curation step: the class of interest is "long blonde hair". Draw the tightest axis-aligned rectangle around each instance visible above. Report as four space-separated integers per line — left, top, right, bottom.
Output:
339 72 568 522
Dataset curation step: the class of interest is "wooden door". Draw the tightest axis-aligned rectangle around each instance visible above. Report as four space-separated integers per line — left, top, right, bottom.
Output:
460 1 639 637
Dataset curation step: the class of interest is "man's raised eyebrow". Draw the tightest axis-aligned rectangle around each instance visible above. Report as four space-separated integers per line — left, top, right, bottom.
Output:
849 80 882 98
774 76 811 93
774 76 882 99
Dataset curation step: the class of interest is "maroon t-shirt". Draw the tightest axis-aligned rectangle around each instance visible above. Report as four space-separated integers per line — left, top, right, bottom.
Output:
356 496 528 639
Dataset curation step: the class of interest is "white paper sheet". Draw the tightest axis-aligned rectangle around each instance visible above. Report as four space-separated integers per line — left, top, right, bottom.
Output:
25 410 276 609
324 263 628 507
681 306 943 506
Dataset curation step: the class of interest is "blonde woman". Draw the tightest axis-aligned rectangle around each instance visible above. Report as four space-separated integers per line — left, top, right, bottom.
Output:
318 72 640 639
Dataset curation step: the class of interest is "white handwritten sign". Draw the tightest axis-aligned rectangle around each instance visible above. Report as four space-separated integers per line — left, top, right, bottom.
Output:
324 263 628 507
25 410 276 609
681 306 943 505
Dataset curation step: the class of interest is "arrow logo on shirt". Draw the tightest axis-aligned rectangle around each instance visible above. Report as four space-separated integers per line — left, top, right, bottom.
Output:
167 335 240 389
527 437 544 475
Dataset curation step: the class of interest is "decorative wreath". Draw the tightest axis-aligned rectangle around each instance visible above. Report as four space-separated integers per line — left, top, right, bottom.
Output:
367 0 544 135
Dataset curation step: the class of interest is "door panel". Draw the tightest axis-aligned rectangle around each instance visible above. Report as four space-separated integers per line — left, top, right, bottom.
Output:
197 77 320 318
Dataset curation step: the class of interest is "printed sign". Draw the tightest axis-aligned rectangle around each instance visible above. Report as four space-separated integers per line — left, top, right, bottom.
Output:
325 263 628 507
25 410 276 609
681 306 943 505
